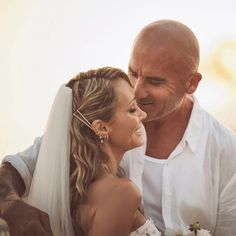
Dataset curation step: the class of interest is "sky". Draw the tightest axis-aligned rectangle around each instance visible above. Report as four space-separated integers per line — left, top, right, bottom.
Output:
1 0 236 159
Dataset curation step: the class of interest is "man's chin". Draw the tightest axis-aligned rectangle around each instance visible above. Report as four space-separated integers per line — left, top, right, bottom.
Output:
142 113 166 123
142 117 158 123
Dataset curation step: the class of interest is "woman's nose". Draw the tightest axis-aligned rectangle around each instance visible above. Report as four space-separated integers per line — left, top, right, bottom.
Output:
138 107 147 121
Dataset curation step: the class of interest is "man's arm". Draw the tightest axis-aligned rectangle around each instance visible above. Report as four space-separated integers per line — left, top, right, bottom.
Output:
0 162 25 200
2 137 42 195
0 136 55 236
214 131 236 236
214 174 236 236
0 163 54 236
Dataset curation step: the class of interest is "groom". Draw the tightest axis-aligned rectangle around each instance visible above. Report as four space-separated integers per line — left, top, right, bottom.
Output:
1 19 236 236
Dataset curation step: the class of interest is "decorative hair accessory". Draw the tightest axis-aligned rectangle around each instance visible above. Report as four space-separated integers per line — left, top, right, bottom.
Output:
73 109 108 144
73 109 92 130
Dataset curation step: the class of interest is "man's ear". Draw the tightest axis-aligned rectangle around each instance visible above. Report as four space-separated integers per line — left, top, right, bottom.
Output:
186 72 202 94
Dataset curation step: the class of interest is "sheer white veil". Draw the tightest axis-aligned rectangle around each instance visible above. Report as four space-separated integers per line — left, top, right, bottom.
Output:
27 85 75 236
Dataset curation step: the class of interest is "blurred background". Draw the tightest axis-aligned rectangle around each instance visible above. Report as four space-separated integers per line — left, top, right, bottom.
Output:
1 0 236 160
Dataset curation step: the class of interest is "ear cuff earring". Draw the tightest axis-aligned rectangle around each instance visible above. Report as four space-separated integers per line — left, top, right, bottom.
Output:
97 131 109 144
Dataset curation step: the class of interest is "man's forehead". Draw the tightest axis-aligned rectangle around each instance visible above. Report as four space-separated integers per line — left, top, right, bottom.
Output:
129 48 174 72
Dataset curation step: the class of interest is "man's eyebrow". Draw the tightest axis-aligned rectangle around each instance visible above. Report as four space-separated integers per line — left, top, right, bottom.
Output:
128 66 137 74
146 76 166 82
128 66 166 82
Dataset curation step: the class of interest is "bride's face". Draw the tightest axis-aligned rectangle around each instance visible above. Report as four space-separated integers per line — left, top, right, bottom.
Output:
106 79 146 152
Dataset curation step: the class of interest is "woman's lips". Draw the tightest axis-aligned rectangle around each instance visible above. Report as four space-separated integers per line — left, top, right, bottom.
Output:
134 125 142 136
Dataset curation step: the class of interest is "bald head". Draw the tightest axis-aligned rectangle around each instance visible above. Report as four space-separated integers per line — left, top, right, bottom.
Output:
132 19 200 74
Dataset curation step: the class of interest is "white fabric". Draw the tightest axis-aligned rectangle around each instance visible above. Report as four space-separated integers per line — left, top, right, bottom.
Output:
3 137 42 196
130 219 161 236
142 156 167 233
122 96 236 236
26 85 74 236
3 97 236 236
164 227 211 236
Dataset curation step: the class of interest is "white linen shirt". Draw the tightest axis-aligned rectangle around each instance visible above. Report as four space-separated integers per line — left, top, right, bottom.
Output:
121 97 236 236
3 98 236 235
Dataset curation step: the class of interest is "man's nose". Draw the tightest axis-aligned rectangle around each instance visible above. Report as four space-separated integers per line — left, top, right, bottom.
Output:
134 76 142 91
134 77 148 98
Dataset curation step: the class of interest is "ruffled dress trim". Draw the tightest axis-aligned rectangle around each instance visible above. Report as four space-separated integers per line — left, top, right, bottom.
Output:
130 219 161 236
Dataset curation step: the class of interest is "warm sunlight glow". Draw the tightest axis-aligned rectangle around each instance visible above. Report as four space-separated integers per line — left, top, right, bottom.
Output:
1 0 236 159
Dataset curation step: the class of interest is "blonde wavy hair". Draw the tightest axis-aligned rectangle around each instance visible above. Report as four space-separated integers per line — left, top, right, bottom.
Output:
66 67 132 234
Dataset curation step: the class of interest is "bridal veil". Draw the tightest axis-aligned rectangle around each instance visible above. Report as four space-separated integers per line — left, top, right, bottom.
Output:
27 85 75 236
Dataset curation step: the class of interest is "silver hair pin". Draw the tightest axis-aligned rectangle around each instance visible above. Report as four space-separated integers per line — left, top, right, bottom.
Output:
73 109 92 130
73 109 107 144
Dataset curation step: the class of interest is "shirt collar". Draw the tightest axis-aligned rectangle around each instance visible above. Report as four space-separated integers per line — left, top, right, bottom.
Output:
182 95 203 153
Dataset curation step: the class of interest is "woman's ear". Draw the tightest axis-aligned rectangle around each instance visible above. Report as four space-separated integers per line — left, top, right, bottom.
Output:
186 72 202 94
91 120 109 135
91 120 109 143
91 119 103 134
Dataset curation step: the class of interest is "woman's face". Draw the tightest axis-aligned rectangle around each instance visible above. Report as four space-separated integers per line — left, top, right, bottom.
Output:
107 79 146 153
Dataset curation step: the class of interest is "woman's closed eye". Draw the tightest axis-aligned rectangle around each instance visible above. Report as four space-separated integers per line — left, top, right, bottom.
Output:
129 107 137 113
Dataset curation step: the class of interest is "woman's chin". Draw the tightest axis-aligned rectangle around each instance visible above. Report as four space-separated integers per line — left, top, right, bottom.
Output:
131 138 144 149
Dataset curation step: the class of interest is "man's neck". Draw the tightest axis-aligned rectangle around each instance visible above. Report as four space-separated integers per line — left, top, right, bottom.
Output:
144 97 193 159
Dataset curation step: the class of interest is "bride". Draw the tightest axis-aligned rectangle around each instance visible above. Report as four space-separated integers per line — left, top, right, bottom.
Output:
27 67 161 236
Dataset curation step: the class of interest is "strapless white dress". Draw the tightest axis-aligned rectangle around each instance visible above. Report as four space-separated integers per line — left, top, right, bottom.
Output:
130 219 161 236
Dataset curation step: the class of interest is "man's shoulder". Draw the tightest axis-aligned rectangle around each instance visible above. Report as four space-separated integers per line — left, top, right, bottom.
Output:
200 109 236 157
192 98 235 136
200 107 235 136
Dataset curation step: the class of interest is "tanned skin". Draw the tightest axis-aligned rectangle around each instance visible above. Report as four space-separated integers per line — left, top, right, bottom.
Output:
0 163 53 236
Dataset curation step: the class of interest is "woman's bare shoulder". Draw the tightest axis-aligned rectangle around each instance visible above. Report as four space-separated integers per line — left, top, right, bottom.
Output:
86 177 143 236
92 176 142 205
